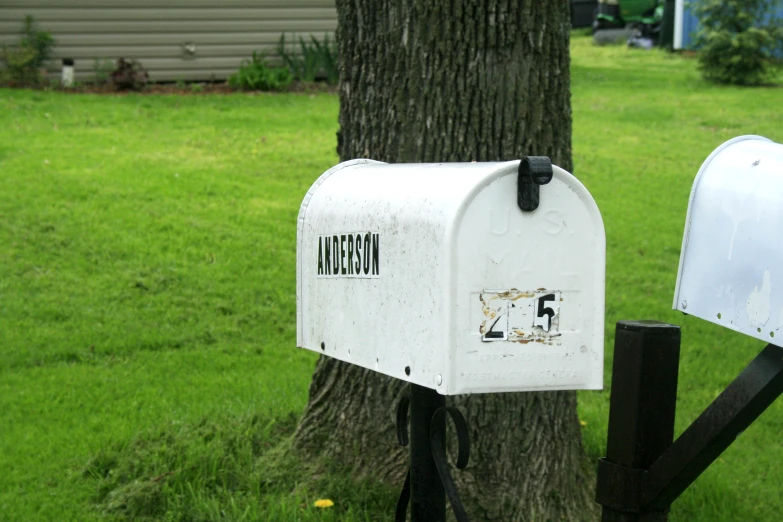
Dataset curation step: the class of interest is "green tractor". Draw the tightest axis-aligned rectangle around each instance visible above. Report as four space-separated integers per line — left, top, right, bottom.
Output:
593 0 664 31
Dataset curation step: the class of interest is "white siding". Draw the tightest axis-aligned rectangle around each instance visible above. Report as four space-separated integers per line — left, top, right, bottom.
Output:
0 0 337 82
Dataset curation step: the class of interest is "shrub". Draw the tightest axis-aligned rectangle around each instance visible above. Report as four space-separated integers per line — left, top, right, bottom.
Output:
228 52 292 91
1 15 55 86
110 58 149 91
276 33 338 85
693 0 783 86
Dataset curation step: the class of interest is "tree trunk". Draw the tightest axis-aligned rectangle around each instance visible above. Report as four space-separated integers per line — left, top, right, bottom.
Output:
294 1 598 520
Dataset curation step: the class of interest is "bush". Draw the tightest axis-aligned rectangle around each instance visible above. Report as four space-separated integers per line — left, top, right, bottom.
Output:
276 33 338 85
110 58 149 91
693 0 783 86
1 15 55 86
228 52 292 91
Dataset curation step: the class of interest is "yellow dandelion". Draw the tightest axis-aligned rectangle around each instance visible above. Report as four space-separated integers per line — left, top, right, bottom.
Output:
314 499 334 509
579 420 588 427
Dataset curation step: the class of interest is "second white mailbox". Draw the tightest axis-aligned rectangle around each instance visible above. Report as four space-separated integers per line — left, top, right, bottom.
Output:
297 159 605 395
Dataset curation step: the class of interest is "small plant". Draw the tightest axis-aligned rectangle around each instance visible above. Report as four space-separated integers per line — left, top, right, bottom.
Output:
1 15 55 86
110 58 149 91
277 33 338 85
228 52 292 91
92 58 114 85
693 0 783 86
190 82 204 93
175 79 187 89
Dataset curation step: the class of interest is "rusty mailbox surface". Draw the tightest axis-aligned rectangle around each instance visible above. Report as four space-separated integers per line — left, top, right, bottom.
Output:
296 159 606 395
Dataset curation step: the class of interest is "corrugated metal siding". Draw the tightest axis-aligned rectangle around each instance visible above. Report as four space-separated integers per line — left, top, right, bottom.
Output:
0 0 337 82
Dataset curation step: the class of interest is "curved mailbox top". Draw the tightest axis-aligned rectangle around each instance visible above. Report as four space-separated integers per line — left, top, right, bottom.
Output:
297 159 605 395
674 136 783 342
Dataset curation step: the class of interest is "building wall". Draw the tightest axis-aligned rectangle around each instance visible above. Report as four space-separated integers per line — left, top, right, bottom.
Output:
680 3 783 50
0 0 337 82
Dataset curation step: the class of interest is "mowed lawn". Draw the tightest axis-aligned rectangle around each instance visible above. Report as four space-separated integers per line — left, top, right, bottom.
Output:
1 34 783 521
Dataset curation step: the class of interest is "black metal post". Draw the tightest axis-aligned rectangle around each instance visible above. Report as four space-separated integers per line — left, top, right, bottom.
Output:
596 320 681 522
409 383 446 522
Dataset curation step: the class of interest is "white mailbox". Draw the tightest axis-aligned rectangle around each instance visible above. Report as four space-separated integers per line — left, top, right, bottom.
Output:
674 136 783 342
297 158 606 394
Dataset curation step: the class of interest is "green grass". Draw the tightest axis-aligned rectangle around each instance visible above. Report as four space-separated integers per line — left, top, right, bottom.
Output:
0 92 360 520
1 34 782 520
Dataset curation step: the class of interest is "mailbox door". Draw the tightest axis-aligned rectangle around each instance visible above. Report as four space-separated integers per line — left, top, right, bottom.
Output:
449 166 605 394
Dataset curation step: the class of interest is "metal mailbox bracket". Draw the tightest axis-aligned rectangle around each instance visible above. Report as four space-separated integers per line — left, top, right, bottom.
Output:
395 385 472 522
596 321 783 520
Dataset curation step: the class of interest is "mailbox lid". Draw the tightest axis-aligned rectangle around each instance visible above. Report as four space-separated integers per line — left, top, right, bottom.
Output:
449 165 606 394
296 159 526 392
674 136 783 341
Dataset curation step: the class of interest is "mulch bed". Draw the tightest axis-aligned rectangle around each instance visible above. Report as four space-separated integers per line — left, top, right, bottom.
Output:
2 80 338 96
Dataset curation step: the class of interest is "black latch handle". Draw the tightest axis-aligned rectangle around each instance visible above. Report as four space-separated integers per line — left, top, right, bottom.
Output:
517 156 553 212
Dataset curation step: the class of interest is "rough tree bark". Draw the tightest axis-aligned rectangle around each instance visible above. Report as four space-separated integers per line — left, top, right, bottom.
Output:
294 1 598 520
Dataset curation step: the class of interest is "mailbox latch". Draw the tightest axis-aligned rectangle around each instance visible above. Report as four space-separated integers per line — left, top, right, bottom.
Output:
518 156 553 212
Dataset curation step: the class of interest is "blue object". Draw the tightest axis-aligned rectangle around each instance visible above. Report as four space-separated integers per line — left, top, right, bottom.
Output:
679 3 783 52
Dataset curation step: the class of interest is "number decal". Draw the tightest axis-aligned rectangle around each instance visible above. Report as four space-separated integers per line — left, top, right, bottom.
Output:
534 293 556 332
476 290 561 343
484 315 505 340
